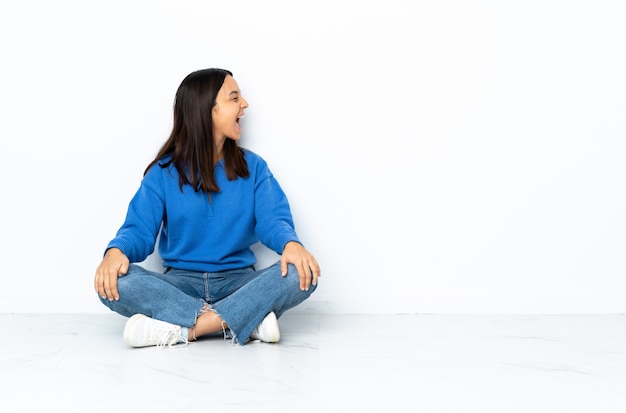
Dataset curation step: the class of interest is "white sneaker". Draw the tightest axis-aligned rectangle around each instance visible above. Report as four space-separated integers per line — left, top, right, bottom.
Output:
123 314 188 348
250 311 280 343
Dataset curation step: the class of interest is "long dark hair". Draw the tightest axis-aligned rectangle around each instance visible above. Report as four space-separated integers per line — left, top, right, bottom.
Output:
145 68 249 193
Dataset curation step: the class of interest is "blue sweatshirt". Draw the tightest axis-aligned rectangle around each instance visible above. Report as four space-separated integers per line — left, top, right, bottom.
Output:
106 149 300 272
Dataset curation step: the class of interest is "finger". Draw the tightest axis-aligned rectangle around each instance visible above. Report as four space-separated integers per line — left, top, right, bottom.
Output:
110 276 120 301
109 271 120 301
103 271 119 301
280 256 288 277
309 258 321 286
298 262 311 291
95 270 108 299
94 273 100 295
103 273 113 300
311 265 320 287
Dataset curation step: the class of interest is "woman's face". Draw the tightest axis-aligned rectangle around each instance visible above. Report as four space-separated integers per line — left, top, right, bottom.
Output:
212 75 248 143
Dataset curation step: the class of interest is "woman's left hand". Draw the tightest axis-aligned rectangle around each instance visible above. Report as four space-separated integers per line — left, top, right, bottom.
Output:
280 241 321 291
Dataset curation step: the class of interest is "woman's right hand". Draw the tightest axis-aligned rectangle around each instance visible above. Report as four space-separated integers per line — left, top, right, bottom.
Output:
94 248 129 301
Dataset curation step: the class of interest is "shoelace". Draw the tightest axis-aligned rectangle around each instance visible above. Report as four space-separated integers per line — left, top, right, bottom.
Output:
154 328 188 349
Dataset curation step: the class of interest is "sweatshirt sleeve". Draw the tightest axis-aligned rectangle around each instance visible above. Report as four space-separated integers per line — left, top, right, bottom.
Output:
105 170 165 263
253 160 301 254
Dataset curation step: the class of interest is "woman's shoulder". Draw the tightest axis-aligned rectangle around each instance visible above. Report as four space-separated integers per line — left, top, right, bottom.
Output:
242 148 268 167
242 147 261 161
143 155 176 180
241 148 273 178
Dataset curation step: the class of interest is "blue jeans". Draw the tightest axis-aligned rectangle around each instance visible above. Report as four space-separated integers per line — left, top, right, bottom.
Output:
98 261 316 345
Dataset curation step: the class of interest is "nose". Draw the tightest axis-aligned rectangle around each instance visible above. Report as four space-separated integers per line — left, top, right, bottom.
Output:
241 97 249 108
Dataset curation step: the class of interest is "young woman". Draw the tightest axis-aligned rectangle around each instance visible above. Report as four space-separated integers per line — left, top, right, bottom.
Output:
94 68 320 348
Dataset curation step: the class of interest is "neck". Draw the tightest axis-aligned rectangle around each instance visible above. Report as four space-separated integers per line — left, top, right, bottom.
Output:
214 142 224 164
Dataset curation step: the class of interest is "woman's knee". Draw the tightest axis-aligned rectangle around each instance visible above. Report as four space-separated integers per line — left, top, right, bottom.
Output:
285 264 318 293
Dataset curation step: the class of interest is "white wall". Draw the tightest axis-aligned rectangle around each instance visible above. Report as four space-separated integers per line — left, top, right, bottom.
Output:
1 0 624 314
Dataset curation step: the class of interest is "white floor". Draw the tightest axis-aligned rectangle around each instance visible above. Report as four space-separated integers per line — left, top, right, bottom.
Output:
3 312 626 412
